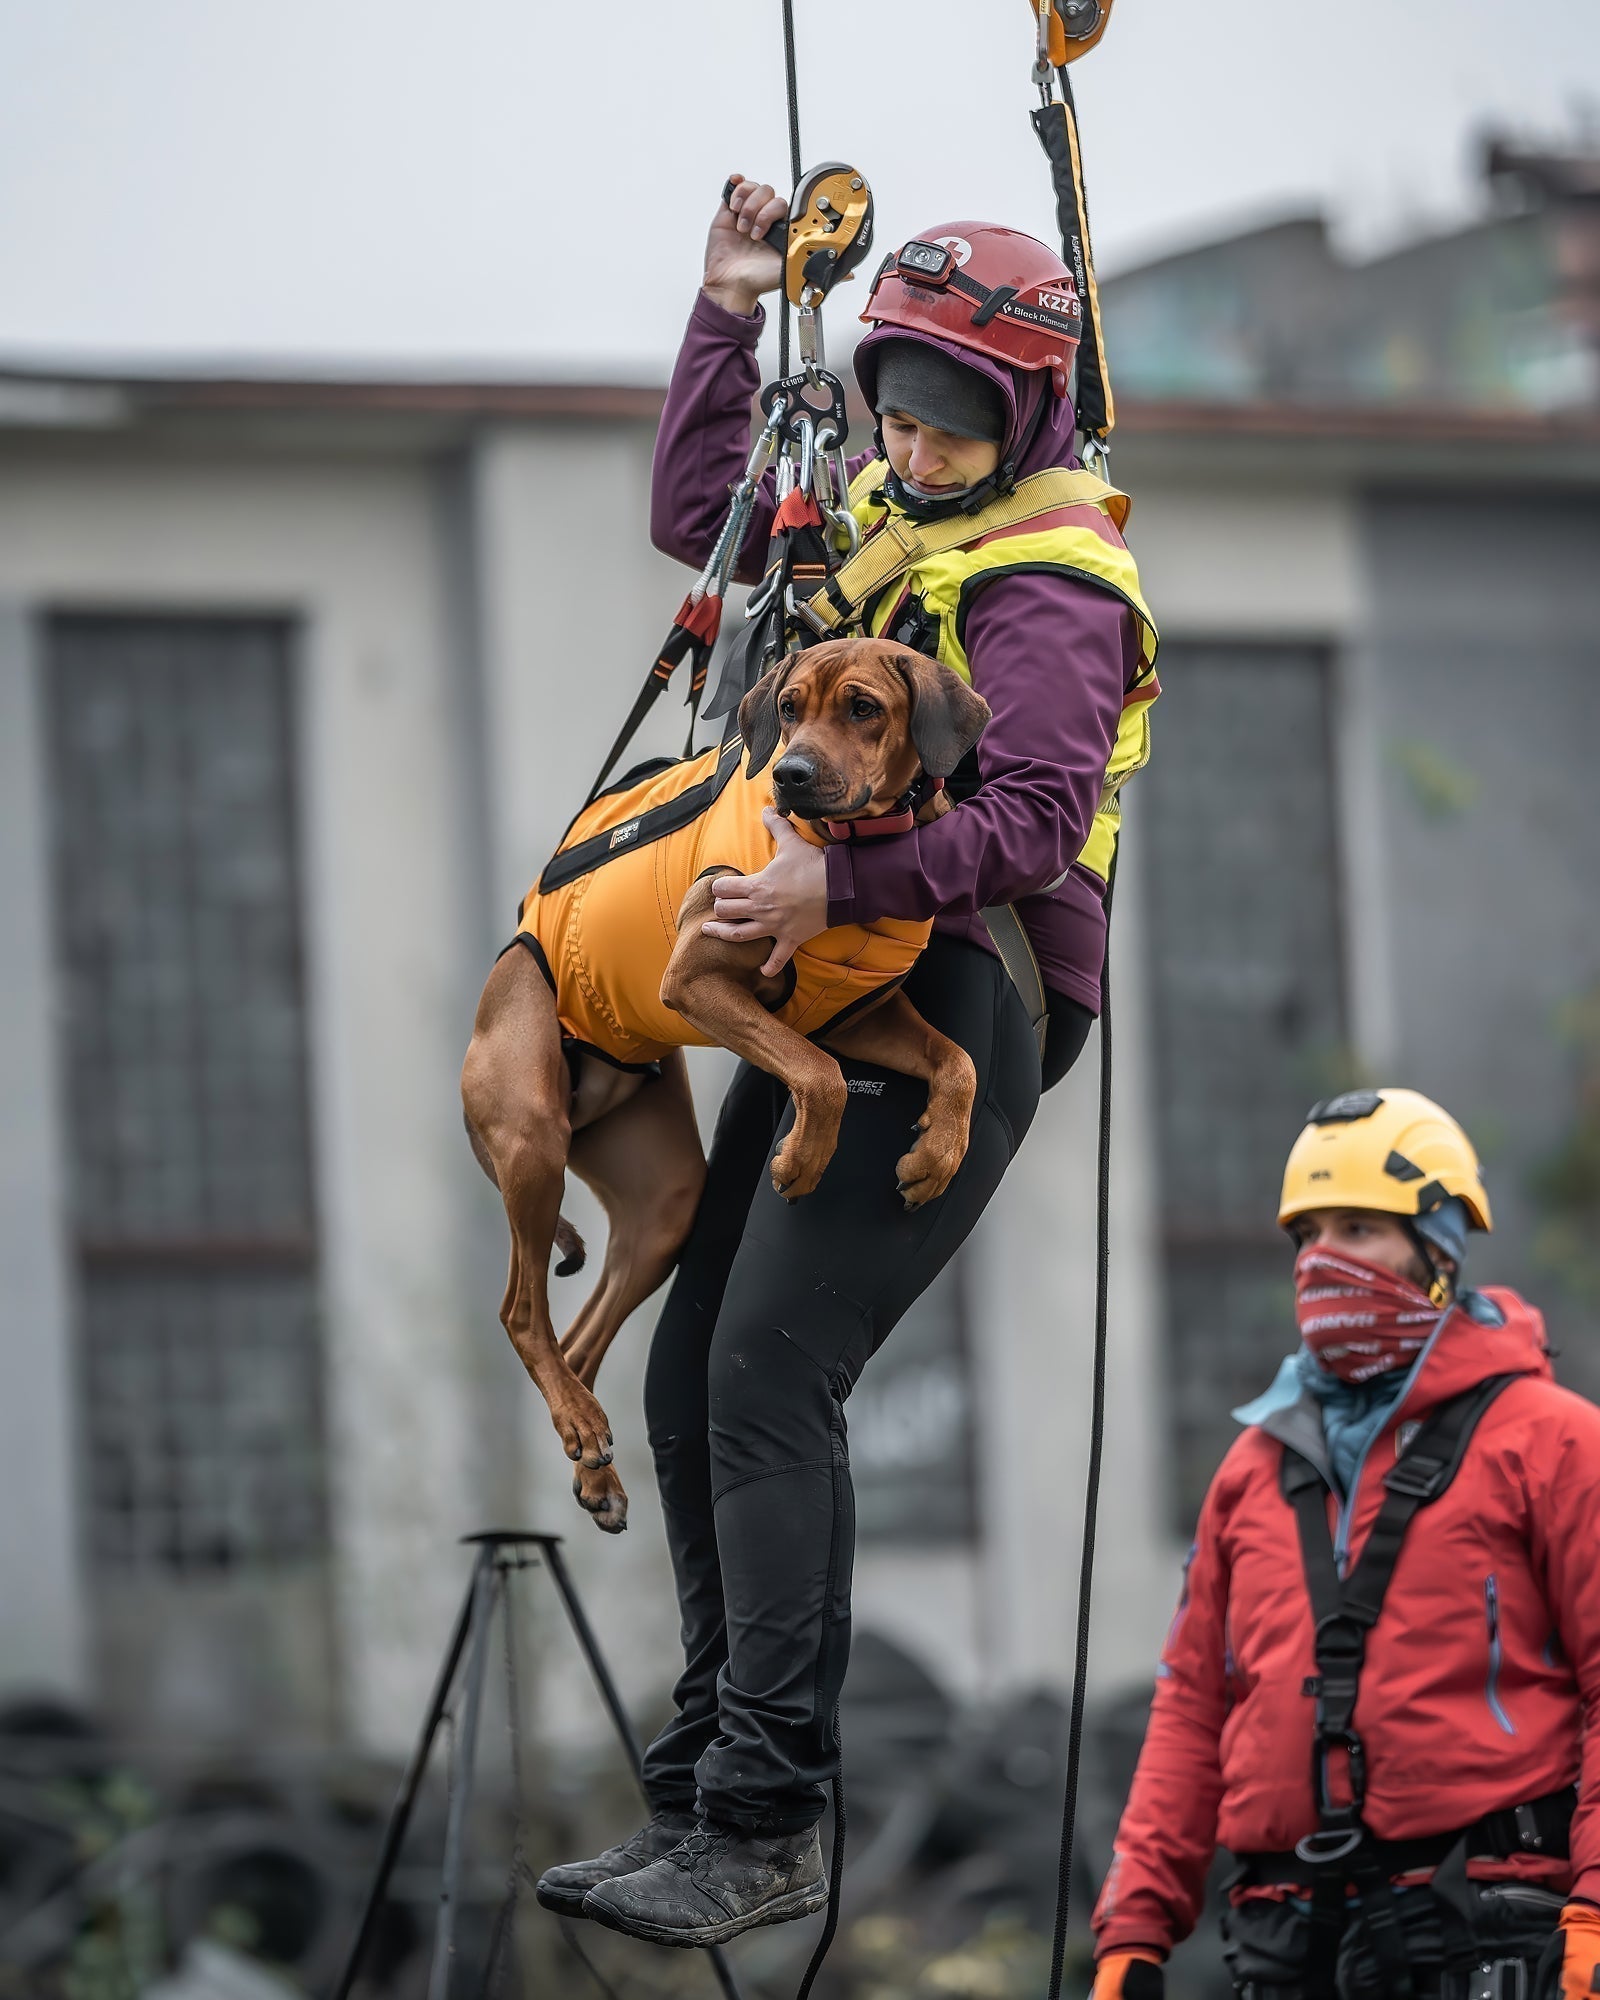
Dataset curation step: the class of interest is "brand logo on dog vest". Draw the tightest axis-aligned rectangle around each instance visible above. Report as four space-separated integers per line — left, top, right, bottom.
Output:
846 1077 885 1095
609 818 641 851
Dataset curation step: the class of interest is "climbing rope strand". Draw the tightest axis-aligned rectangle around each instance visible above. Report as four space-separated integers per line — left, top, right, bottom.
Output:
1046 865 1116 1999
776 0 801 378
780 0 802 187
558 1917 628 2000
793 1705 846 2000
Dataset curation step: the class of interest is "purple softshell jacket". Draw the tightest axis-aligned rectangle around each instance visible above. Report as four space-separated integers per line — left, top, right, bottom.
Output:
650 289 1143 1013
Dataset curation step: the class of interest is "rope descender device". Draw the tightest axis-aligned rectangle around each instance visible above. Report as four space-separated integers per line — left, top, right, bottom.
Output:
783 161 875 369
778 162 874 556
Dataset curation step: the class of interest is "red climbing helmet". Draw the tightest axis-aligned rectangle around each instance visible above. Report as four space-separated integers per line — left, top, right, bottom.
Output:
861 221 1083 398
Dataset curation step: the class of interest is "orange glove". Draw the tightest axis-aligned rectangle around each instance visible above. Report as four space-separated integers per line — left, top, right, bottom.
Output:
1091 1949 1165 2000
1550 1904 1600 2000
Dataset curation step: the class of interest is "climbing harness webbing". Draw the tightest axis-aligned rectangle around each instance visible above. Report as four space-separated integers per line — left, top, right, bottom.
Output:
982 903 1049 1060
799 465 1130 636
1276 1372 1520 2000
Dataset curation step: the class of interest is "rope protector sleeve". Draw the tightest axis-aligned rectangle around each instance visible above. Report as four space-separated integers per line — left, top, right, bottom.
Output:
1033 74 1114 444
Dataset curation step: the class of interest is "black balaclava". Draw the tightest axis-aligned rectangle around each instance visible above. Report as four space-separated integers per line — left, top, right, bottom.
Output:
869 338 1027 523
873 339 1008 444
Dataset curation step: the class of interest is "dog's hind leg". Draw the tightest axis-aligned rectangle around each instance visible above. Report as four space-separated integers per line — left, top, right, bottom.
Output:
560 1052 706 1390
461 946 628 1532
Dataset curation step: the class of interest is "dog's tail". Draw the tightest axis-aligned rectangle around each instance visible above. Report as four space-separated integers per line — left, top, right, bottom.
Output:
554 1216 587 1279
463 1107 587 1277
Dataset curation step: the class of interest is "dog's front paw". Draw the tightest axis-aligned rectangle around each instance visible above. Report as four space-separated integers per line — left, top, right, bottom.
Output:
770 1130 832 1202
770 1083 846 1202
894 1116 967 1210
573 1464 629 1534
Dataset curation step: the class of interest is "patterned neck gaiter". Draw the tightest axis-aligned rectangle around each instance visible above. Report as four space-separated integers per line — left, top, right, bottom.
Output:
1294 1245 1442 1385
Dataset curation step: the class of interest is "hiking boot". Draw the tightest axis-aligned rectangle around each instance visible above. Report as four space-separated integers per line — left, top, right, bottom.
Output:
534 1809 699 1918
581 1819 827 1947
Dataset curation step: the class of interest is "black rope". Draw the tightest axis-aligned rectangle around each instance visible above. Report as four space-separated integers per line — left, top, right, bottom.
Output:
780 0 802 186
1045 861 1116 1999
776 0 801 378
793 1706 846 2000
481 1558 530 1996
557 1917 627 2000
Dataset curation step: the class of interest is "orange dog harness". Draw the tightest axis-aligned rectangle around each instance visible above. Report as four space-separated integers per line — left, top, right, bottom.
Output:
517 740 931 1070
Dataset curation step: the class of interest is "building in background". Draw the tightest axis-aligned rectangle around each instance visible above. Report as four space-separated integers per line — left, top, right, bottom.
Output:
1 141 1597 1776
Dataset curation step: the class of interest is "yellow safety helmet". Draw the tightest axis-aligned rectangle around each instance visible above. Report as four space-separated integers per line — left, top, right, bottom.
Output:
1278 1087 1492 1236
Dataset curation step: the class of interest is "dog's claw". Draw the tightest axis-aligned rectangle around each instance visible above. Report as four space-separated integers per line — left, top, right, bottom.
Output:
573 1472 629 1534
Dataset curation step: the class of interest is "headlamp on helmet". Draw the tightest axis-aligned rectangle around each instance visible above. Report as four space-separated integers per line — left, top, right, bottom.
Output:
897 240 957 285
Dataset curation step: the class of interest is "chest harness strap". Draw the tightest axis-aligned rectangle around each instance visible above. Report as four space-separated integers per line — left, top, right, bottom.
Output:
798 465 1129 637
1278 1373 1519 2000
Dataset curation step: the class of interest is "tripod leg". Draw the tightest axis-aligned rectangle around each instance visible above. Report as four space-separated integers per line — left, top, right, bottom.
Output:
537 1539 746 2000
428 1554 500 2000
538 1539 644 1773
332 1548 490 2000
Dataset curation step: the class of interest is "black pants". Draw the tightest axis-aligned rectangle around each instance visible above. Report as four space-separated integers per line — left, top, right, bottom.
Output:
639 937 1076 1832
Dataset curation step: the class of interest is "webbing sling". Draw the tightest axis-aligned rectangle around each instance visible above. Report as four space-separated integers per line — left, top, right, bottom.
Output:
1279 1372 1520 2000
800 465 1130 636
981 903 1049 1060
537 738 745 896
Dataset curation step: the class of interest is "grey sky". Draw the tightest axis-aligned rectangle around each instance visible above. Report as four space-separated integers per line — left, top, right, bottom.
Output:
3 0 1596 381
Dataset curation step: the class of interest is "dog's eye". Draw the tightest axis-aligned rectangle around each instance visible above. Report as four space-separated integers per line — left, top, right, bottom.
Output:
778 699 796 722
850 697 881 721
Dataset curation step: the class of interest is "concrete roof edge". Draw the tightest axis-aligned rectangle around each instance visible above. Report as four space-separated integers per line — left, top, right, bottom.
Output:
1114 397 1600 447
0 362 668 423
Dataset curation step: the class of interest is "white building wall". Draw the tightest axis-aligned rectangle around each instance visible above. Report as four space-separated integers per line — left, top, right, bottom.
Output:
0 450 486 1753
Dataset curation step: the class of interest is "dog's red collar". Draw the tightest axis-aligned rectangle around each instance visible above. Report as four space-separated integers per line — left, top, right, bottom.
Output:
818 773 943 844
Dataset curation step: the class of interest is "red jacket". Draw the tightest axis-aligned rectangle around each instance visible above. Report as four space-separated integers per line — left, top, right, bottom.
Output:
1093 1291 1600 1955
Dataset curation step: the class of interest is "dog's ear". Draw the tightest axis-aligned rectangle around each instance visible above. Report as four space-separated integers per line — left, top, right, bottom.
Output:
893 652 992 778
738 654 800 775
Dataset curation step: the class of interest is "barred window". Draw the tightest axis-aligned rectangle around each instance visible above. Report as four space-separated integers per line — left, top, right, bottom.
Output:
1140 643 1348 1529
46 615 326 1573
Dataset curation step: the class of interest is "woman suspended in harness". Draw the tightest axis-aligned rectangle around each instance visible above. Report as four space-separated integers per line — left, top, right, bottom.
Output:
533 175 1158 1947
1091 1089 1600 2000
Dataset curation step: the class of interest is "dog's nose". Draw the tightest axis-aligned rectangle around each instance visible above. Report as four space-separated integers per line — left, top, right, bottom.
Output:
772 753 818 792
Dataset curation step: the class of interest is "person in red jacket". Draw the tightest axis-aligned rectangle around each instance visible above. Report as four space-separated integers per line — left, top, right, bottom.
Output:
1091 1088 1600 2000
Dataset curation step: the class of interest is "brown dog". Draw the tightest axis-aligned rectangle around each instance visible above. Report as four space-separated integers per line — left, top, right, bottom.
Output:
460 638 989 1531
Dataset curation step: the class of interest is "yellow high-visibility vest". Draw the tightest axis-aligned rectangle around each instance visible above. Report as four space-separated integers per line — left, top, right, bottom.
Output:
801 459 1159 882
